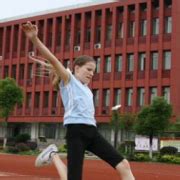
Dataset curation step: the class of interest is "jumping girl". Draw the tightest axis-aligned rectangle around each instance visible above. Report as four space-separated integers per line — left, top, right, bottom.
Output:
22 21 135 180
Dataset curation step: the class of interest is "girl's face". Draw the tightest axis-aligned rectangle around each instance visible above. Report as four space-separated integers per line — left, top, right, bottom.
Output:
74 61 96 84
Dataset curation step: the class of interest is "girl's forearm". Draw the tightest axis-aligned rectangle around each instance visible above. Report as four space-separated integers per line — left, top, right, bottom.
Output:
29 35 69 82
30 36 57 65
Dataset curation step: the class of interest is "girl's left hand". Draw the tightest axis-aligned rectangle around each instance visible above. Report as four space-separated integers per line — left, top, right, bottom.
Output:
22 21 38 40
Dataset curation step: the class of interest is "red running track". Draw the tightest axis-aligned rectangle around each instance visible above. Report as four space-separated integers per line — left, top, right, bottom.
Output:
0 154 179 179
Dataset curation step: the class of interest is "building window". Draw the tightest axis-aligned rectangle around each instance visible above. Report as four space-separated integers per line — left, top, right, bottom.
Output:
47 19 53 48
65 30 71 45
140 19 147 36
11 65 16 79
114 88 121 106
95 57 101 73
129 21 135 37
86 27 91 42
126 88 133 106
163 87 170 103
163 51 171 70
96 26 101 43
150 87 157 103
27 63 33 79
151 52 158 70
104 56 111 73
127 54 134 72
75 29 81 45
34 92 40 108
138 53 146 71
152 18 159 35
137 87 145 106
117 22 123 38
56 17 62 48
4 66 9 77
39 123 56 139
19 64 24 80
26 92 32 108
52 91 58 108
103 89 110 107
115 55 122 72
164 16 172 34
93 89 99 107
106 25 112 41
43 91 49 108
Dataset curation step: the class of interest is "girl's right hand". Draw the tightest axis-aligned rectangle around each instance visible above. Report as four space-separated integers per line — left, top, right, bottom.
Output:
22 21 38 40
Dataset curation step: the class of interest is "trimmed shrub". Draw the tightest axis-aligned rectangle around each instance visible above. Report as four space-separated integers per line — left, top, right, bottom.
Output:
6 146 19 154
15 133 30 143
160 146 178 155
16 143 30 152
0 138 4 146
26 141 37 150
134 153 150 161
7 137 16 146
58 144 67 153
159 155 180 164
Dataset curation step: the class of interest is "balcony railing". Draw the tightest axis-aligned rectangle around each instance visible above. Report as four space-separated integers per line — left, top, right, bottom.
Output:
127 37 134 45
125 106 132 112
137 71 145 79
25 108 31 115
126 72 133 80
42 108 48 115
51 107 57 115
115 39 123 46
103 73 110 81
162 70 170 78
101 107 109 115
93 73 100 81
150 70 157 78
163 34 171 41
16 108 23 115
84 42 90 49
151 35 158 43
114 72 122 80
139 36 146 44
26 79 32 87
105 40 111 48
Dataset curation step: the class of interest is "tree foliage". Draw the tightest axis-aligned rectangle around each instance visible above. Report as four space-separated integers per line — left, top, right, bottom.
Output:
135 97 172 136
135 96 172 158
120 113 136 131
0 77 23 119
110 111 136 149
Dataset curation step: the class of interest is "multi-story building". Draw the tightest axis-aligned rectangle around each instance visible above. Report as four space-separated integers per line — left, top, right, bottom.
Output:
0 0 179 144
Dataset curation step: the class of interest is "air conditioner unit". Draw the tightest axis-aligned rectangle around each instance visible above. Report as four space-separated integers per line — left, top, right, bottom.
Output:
94 43 101 49
74 46 81 51
0 56 2 60
28 51 35 56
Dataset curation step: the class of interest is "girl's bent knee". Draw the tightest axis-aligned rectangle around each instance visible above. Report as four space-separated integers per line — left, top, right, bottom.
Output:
116 159 130 170
116 159 135 180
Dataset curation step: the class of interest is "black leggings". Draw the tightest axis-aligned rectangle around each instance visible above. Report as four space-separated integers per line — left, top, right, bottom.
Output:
66 124 124 180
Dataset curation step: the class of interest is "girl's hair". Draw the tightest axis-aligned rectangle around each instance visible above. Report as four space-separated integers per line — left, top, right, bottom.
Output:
73 55 96 72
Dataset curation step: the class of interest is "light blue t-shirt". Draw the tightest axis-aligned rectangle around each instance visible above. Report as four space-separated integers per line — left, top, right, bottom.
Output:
59 70 96 126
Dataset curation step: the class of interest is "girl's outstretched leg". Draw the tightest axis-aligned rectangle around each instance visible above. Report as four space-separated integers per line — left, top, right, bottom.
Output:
35 144 67 180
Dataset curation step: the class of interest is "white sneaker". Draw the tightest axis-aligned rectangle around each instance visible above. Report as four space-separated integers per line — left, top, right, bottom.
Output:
35 144 58 167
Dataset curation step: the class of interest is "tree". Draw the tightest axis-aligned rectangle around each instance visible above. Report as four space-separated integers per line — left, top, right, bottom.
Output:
110 110 121 149
120 113 136 140
110 106 136 149
0 78 24 149
135 97 172 158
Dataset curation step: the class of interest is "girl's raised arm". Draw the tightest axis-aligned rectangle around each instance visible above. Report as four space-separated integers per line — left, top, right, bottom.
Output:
22 21 69 85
